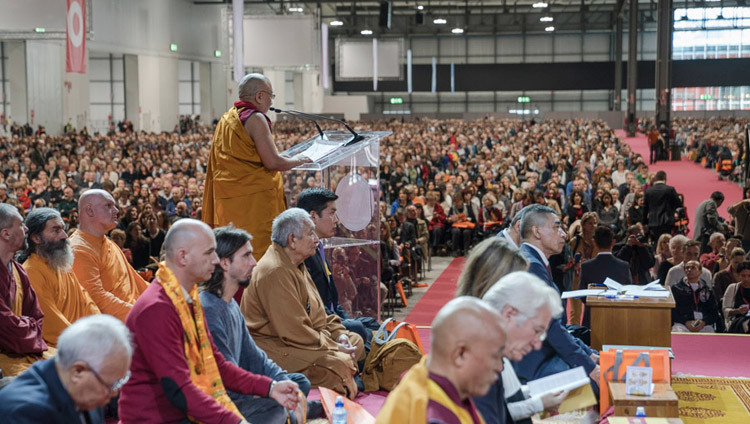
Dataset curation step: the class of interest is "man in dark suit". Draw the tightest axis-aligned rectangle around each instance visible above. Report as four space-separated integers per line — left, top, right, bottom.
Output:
693 191 727 253
0 315 132 424
513 205 600 394
642 170 682 241
580 225 633 327
297 188 380 351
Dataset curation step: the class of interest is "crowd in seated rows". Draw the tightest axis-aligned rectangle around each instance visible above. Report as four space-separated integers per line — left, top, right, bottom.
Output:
0 113 748 423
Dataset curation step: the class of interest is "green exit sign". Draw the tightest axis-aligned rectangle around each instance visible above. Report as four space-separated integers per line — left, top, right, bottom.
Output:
517 96 531 103
700 94 713 100
389 97 404 104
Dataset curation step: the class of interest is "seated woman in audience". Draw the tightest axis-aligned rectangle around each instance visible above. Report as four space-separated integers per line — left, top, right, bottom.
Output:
565 190 588 225
125 221 151 270
671 260 721 333
447 189 477 256
423 191 446 254
597 191 619 233
657 234 687 285
722 260 750 334
652 233 672 280
478 193 504 236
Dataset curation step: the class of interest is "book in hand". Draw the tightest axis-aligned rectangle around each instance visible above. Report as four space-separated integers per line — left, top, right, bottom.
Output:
527 366 597 413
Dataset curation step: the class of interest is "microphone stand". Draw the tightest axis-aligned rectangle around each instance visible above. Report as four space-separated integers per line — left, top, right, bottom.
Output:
270 107 365 146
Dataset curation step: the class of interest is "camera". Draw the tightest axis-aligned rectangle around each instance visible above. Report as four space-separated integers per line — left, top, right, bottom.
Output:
636 234 647 243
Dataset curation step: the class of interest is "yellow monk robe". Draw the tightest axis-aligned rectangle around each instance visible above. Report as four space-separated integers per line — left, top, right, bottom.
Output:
202 106 286 261
69 229 148 322
0 260 56 376
376 357 486 424
23 253 101 346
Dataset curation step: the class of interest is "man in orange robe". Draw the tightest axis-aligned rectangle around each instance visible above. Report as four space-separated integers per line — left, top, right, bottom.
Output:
22 208 100 346
70 189 147 321
203 73 310 262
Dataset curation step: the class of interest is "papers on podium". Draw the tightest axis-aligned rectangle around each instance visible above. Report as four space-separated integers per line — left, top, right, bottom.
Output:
561 278 670 299
527 366 597 413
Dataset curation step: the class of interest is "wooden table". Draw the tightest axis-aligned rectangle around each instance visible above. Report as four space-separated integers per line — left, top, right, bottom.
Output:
609 382 679 417
587 292 675 351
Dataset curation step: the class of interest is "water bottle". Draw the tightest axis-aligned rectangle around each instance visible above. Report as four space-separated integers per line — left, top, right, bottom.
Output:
332 395 347 424
635 406 647 417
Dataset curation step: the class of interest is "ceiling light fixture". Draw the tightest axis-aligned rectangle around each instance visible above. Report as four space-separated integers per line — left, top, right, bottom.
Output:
417 5 424 10
433 18 447 24
330 20 344 26
452 27 464 34
532 2 549 8
361 29 373 35
545 26 555 32
288 7 303 13
540 16 554 22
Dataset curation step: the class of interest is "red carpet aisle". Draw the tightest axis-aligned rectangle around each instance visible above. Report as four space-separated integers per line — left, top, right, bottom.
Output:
405 257 466 326
615 129 742 236
670 333 750 378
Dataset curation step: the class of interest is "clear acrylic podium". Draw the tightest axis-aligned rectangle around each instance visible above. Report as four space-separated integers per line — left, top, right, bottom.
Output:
282 130 391 320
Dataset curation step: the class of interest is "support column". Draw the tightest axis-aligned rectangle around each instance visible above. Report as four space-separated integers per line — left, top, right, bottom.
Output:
123 54 139 123
199 62 211 124
626 0 638 136
209 62 231 121
6 41 27 125
655 0 675 159
614 14 623 111
137 55 178 133
63 55 90 131
26 40 64 133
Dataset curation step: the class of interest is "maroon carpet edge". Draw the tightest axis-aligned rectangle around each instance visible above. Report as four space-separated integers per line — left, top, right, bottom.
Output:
404 257 466 326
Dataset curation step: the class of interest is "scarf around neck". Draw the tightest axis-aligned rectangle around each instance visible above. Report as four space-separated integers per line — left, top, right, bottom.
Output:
156 262 244 422
234 100 272 131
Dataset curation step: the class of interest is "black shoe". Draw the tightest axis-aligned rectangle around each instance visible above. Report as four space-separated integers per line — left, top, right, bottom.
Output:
306 400 324 419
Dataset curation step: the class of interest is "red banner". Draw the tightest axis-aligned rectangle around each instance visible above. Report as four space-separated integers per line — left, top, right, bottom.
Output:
66 0 86 73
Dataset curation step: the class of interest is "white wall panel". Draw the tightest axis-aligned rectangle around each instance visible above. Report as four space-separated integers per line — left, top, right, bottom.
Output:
411 38 438 62
468 37 494 60
554 35 581 55
244 16 316 67
526 35 553 57
439 38 466 64
497 36 523 56
26 40 63 132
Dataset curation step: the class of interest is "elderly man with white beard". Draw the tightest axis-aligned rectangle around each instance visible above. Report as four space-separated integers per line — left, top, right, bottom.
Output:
22 208 100 346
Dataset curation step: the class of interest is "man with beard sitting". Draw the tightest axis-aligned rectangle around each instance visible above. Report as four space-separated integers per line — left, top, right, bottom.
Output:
22 208 100 346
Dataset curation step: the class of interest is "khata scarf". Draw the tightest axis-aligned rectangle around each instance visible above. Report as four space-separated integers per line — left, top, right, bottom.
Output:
234 100 272 131
156 262 244 422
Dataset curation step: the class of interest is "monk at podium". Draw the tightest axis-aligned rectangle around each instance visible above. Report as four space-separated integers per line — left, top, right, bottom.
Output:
203 73 310 263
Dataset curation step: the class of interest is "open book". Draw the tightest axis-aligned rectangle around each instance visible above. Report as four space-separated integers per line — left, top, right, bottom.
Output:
527 366 597 413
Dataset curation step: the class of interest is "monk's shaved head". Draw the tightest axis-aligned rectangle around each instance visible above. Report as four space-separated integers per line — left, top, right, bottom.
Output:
431 297 504 359
78 189 119 237
164 219 214 261
428 296 506 399
78 189 114 210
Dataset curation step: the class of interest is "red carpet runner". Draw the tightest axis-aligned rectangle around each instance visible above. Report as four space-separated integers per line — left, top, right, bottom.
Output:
405 257 466 326
615 129 742 236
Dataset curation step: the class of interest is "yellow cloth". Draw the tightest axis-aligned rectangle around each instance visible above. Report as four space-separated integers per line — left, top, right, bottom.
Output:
155 262 243 422
23 253 100 346
202 106 287 261
0 263 56 376
376 357 486 424
671 375 750 424
241 243 365 398
69 229 148 322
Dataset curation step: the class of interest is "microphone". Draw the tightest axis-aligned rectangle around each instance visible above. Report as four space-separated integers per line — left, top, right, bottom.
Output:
270 107 365 146
270 107 326 141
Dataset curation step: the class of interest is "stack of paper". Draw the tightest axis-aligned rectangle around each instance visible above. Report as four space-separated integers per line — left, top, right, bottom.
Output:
603 278 671 298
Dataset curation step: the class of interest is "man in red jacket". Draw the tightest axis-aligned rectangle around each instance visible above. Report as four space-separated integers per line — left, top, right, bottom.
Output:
119 219 300 424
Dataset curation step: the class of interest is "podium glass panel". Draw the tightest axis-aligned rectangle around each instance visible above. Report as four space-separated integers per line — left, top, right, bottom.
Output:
282 131 391 320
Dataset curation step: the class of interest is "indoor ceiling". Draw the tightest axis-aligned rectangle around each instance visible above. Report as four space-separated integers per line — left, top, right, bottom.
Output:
193 1 748 35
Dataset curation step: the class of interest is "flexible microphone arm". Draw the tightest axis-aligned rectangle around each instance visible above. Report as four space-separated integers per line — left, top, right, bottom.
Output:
269 107 326 141
270 107 365 146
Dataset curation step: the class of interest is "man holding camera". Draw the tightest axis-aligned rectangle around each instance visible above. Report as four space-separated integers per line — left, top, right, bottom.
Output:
614 224 656 285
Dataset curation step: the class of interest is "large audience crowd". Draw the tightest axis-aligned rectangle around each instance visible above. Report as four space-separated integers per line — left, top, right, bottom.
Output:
0 113 749 423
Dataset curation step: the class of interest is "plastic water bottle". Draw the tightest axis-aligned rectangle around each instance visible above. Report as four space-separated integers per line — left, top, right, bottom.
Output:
635 406 647 417
332 395 347 424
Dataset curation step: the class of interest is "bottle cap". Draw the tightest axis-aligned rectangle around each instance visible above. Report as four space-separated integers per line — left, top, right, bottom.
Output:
635 406 646 417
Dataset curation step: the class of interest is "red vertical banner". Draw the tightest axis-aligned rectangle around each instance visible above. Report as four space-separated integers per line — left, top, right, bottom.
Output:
66 0 86 73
